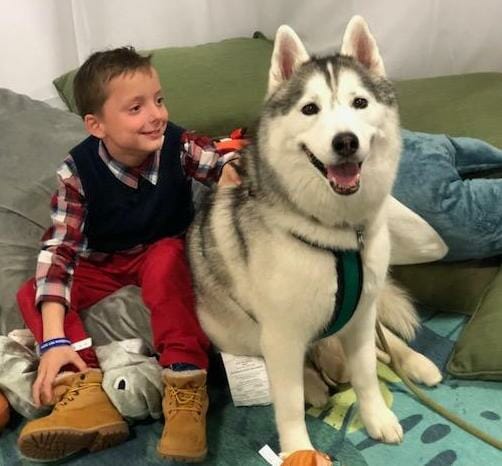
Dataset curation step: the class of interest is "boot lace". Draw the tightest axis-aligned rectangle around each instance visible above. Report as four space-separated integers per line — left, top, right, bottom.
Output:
168 385 205 414
53 377 101 410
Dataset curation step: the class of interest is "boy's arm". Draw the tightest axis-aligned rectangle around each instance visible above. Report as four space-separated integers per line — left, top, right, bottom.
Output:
218 161 241 187
41 302 66 339
36 157 87 310
34 301 87 406
180 132 241 184
33 157 88 406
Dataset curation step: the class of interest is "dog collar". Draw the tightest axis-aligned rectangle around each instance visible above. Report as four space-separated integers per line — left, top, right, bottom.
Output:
290 232 363 338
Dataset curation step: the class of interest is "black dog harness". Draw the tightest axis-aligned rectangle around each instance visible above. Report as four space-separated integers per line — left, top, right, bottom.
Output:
292 232 364 338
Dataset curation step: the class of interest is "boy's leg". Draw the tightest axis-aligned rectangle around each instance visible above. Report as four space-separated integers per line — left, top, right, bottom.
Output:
17 278 96 368
17 256 133 367
139 237 209 462
139 237 210 369
16 258 131 461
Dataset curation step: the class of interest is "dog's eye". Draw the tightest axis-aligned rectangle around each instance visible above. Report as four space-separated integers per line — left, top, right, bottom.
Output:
301 103 319 115
353 97 368 109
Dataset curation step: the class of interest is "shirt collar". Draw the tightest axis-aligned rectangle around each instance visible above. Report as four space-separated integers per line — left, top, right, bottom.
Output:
98 138 162 189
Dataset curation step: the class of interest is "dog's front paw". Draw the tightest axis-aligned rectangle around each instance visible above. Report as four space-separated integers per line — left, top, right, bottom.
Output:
304 366 329 408
401 352 442 387
361 405 403 444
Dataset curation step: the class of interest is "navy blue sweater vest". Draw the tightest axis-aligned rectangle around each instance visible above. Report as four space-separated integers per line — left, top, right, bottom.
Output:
71 122 193 252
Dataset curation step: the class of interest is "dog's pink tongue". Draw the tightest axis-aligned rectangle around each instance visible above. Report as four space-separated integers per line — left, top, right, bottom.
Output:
327 163 360 187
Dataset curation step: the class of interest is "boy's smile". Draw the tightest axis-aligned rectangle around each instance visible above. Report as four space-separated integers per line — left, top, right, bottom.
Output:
87 67 168 167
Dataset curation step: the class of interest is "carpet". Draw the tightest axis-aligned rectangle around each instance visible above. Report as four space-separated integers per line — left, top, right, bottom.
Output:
0 308 500 465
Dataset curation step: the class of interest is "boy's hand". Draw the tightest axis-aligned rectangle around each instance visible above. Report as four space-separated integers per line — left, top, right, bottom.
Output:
218 161 241 187
33 345 87 407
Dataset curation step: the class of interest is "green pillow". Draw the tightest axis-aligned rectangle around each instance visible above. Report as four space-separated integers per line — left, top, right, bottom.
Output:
391 260 499 316
395 260 502 382
395 72 502 148
53 35 273 137
447 265 502 380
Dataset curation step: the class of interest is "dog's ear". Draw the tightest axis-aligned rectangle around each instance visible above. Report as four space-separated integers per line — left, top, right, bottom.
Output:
267 25 309 97
341 15 386 76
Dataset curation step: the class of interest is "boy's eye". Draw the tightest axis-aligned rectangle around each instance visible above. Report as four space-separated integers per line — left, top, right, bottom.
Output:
129 105 141 113
156 96 165 105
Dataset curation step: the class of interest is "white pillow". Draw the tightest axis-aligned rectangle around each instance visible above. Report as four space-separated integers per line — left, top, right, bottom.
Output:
387 196 448 265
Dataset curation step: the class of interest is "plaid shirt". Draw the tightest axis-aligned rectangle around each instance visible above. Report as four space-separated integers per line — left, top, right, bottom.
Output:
36 131 238 308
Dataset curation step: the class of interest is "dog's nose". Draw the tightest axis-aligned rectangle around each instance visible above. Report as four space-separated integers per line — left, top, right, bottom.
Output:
332 132 359 157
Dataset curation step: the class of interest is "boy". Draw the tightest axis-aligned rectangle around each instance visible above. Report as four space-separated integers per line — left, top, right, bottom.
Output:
16 46 239 463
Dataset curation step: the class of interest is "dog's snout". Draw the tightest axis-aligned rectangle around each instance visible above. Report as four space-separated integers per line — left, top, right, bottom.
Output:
332 132 359 157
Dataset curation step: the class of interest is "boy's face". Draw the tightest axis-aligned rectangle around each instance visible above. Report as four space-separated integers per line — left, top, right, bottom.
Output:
87 67 168 166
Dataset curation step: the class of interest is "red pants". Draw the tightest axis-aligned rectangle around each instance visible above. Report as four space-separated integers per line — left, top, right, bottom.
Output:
17 238 210 369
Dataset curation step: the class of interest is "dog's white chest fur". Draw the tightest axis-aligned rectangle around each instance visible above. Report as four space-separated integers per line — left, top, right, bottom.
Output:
240 217 388 338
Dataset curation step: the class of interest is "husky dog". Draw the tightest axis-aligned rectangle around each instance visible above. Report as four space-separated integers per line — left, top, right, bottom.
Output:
188 16 440 454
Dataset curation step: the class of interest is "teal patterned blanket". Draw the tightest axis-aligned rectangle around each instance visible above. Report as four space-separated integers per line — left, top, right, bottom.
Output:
1 308 501 465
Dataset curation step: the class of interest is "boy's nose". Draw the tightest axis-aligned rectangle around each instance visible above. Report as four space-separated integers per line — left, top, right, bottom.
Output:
149 103 166 121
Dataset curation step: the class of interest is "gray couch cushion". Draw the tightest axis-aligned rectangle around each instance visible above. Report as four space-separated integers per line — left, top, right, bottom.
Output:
0 89 86 333
0 88 203 341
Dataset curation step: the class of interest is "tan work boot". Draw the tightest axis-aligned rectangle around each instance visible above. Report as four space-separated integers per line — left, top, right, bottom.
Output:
157 369 209 462
18 369 129 461
0 389 10 432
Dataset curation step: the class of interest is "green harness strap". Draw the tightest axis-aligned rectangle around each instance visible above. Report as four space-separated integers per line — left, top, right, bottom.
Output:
322 249 363 338
291 233 363 338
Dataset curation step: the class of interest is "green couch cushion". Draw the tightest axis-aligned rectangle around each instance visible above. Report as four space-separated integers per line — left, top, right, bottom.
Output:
391 260 499 316
447 265 502 380
395 73 502 148
53 35 273 137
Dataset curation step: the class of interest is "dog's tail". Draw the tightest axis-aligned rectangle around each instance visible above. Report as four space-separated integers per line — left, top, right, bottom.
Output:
376 278 419 341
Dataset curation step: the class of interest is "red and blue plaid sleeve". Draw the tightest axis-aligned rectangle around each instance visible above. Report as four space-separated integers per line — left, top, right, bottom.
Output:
180 132 239 183
35 156 87 309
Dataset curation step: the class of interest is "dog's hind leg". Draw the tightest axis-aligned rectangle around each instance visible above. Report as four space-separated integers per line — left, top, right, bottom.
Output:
303 337 349 408
377 324 442 386
375 280 442 386
339 303 403 444
303 363 330 408
261 329 314 454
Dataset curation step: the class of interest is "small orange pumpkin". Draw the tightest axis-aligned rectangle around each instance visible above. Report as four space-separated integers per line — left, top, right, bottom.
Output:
0 389 10 431
281 450 332 466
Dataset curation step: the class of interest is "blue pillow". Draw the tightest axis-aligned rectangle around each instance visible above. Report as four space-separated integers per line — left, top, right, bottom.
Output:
393 130 502 261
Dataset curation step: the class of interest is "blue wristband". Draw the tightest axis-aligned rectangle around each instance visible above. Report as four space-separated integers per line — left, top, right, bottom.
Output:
39 338 72 354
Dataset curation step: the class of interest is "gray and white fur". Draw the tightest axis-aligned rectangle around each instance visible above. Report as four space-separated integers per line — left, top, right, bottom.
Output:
188 16 440 455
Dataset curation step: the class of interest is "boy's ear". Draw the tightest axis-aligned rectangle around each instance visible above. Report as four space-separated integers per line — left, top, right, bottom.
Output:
83 114 106 139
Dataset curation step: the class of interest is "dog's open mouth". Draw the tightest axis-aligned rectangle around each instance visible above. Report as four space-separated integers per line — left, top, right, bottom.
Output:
301 144 361 195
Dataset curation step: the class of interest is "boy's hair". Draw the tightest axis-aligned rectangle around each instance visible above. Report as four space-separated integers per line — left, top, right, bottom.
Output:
73 46 153 117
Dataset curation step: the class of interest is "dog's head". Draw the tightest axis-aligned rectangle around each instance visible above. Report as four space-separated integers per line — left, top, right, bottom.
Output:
259 16 401 224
